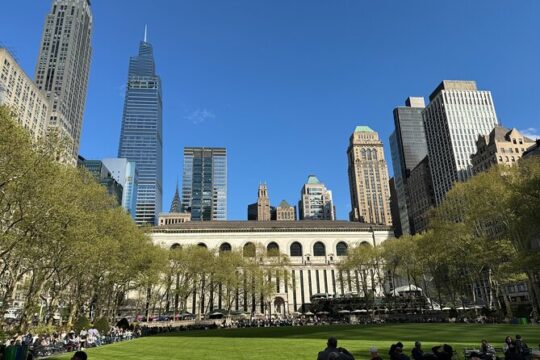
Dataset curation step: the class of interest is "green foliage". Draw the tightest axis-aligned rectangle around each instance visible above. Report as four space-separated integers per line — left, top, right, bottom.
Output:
28 324 57 335
73 316 91 332
0 106 167 331
94 317 110 334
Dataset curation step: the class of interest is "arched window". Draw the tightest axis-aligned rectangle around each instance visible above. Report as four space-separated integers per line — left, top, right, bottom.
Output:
219 242 232 253
170 243 182 250
313 242 326 256
367 149 372 160
243 242 256 257
336 242 348 256
290 242 303 257
361 149 367 160
360 241 371 247
197 243 207 249
267 242 279 256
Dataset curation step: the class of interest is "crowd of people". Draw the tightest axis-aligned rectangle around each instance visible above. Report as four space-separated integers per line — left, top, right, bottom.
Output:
316 335 536 360
0 326 140 359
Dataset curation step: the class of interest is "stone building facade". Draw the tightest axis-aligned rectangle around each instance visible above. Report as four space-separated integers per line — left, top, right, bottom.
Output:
150 221 393 315
347 126 392 225
276 200 296 221
0 48 50 140
471 127 535 174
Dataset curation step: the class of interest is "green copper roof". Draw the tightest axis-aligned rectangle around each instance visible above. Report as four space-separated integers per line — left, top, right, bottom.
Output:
307 175 321 184
354 126 374 133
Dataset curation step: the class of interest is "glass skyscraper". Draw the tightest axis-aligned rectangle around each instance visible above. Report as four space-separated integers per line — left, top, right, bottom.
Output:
389 97 427 235
182 147 227 221
118 36 162 225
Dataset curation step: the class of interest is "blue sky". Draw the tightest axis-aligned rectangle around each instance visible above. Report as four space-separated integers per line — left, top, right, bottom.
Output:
1 1 539 220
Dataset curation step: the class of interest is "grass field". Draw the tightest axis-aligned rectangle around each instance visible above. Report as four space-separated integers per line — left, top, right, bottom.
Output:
49 324 540 360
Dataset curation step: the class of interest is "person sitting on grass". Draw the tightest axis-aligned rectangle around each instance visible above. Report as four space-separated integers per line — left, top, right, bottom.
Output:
390 342 410 360
71 351 88 360
317 336 355 360
370 346 383 360
480 340 496 360
412 341 424 360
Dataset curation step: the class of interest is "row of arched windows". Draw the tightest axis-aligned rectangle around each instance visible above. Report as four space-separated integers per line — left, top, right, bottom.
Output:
172 241 350 257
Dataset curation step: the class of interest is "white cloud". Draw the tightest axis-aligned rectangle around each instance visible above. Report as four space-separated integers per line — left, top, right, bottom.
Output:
185 109 215 125
520 128 540 140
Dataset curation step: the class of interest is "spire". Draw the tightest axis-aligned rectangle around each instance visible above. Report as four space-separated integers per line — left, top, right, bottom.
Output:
170 181 182 213
144 25 148 43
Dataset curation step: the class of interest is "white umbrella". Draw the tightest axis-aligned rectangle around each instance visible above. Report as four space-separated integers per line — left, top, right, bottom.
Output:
304 311 315 316
338 310 350 314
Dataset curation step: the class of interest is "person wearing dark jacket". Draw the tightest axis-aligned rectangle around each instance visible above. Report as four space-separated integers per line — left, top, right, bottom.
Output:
317 337 355 360
412 341 424 360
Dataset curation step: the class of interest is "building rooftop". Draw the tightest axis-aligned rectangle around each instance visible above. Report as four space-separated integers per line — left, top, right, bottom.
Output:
306 175 321 185
278 200 292 208
354 126 374 133
523 140 540 159
429 80 478 102
152 220 392 233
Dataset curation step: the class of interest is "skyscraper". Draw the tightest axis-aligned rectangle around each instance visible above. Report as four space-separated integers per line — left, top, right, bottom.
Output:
102 158 139 219
389 97 427 234
182 147 227 221
35 0 93 161
0 48 50 140
247 184 271 221
347 126 392 225
77 157 123 206
118 33 163 225
298 175 335 220
423 81 498 205
170 183 182 213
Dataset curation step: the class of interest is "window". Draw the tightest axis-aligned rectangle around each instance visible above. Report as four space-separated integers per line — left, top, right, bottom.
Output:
267 242 279 256
243 242 256 257
170 243 181 250
219 242 231 253
313 242 326 256
290 242 303 257
197 242 207 249
336 242 348 256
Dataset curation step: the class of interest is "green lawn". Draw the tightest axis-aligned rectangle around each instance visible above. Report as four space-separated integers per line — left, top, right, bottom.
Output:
49 324 540 360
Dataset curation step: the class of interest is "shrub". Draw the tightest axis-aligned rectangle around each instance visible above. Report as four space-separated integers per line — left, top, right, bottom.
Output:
94 317 110 334
73 316 91 332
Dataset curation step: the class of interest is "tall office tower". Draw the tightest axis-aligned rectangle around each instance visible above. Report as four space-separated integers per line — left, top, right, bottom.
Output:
35 0 93 160
423 81 499 205
102 158 138 219
118 34 163 225
347 126 392 225
388 178 402 237
247 184 271 221
407 156 435 234
389 97 427 235
77 157 123 206
182 147 227 221
0 48 50 140
298 175 335 220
